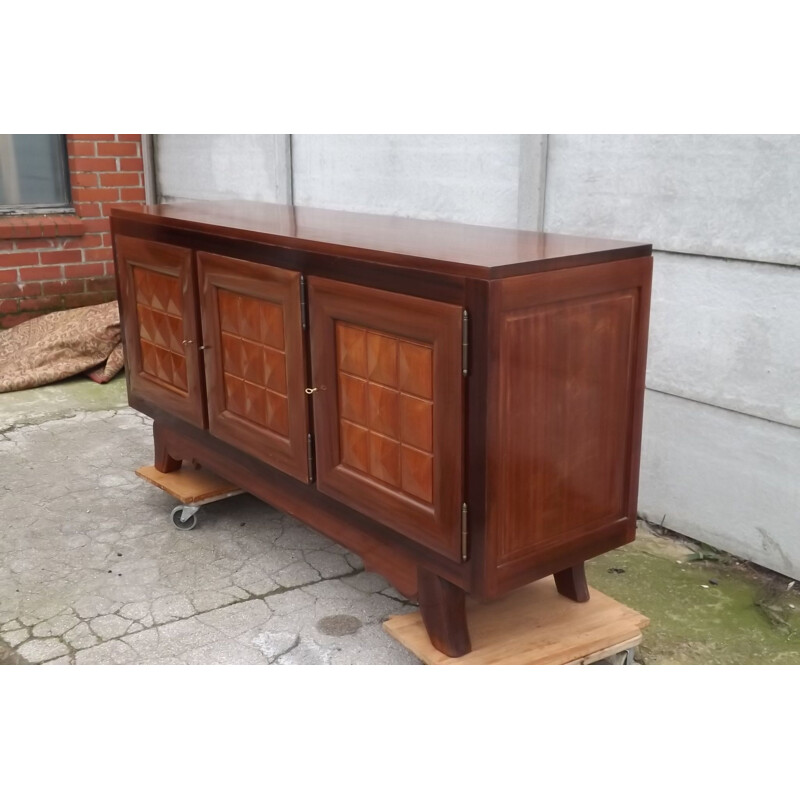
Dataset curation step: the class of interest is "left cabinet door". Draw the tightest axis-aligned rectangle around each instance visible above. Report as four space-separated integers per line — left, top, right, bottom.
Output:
197 252 311 483
115 235 206 427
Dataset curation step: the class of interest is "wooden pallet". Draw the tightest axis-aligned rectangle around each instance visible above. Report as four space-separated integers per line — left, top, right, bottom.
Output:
383 577 649 665
135 464 244 505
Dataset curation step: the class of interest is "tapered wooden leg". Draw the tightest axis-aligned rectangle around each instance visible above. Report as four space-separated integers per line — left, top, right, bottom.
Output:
554 562 590 603
153 420 182 473
417 568 472 657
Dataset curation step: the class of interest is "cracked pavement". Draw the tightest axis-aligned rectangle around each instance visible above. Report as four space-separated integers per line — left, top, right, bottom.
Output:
0 392 422 665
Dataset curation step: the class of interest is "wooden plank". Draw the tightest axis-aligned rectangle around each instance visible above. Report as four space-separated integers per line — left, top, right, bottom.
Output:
135 464 243 505
383 577 649 665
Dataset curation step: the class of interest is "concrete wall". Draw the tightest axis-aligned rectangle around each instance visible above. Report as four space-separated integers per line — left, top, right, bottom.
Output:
544 134 800 579
153 133 800 579
156 135 292 204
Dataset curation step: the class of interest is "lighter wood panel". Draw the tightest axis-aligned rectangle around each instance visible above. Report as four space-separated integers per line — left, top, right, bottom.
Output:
134 267 188 395
336 320 435 504
217 288 290 440
383 578 649 665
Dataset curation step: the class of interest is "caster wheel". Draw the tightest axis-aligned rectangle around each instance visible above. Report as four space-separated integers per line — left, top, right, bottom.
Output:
171 505 198 531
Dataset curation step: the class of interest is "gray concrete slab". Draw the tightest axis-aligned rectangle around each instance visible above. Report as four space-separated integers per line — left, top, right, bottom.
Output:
0 398 420 665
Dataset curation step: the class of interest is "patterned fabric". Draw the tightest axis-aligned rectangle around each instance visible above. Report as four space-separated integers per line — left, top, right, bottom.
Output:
0 301 124 393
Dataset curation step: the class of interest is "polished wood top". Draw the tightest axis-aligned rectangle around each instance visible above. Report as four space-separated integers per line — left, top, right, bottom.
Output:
111 200 651 280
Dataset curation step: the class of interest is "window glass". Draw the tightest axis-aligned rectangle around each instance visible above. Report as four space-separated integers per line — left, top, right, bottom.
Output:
0 134 71 210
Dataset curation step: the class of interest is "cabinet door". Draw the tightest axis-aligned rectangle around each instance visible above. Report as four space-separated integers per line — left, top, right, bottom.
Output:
308 277 464 562
198 252 310 483
115 235 205 427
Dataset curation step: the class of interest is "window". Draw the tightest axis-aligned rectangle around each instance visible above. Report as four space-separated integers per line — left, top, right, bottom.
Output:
0 134 71 213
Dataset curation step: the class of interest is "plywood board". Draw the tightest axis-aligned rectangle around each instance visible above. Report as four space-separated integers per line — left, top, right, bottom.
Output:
135 465 243 505
383 578 649 665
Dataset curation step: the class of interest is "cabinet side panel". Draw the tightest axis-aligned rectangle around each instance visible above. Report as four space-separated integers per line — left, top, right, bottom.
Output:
487 257 652 591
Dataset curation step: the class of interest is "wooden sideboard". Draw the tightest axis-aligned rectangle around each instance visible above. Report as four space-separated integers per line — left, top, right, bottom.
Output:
110 201 652 657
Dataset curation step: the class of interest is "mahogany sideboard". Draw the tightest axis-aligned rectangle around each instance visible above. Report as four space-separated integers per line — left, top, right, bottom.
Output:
110 201 652 658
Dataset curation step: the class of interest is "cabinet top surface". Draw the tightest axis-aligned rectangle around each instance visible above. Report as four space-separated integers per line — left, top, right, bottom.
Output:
111 200 651 279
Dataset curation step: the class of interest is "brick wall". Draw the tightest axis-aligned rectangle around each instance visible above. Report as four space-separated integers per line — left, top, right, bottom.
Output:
0 134 146 328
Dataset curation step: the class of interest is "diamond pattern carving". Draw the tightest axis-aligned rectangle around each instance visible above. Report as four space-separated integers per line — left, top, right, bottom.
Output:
133 266 188 393
336 322 434 504
218 288 289 438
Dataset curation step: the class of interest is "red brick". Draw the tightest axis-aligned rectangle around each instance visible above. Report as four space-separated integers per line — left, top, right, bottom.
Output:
74 202 102 218
117 134 142 142
65 263 104 278
0 252 41 267
39 250 77 266
119 157 144 171
71 188 120 203
101 233 113 246
54 217 86 237
0 299 18 313
81 219 111 233
0 282 41 299
0 268 19 282
38 219 59 237
71 134 115 141
120 187 147 202
70 157 117 172
66 139 96 156
64 235 103 250
97 142 139 157
20 295 65 312
104 202 140 214
20 266 62 281
70 172 98 188
14 238 55 250
100 172 140 188
13 219 43 238
42 279 85 295
83 247 114 262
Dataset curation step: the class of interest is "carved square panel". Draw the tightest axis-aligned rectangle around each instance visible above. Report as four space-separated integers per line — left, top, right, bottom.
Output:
367 383 400 438
240 339 266 387
340 419 369 473
263 348 288 394
337 324 367 377
369 432 401 488
401 446 434 504
367 332 398 386
218 288 290 439
225 374 245 417
398 341 433 400
133 266 187 395
333 320 435 504
400 395 432 452
221 332 244 378
218 291 237 334
339 373 367 425
265 391 289 437
244 380 266 427
260 302 285 350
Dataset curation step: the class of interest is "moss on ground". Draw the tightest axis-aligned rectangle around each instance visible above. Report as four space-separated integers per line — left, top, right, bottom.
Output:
586 526 800 664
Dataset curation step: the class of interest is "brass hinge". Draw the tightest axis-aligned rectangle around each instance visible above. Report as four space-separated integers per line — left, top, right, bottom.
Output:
306 432 315 481
300 275 308 330
461 502 468 561
461 309 469 377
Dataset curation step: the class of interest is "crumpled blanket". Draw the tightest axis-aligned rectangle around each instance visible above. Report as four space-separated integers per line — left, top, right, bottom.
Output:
0 301 124 393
